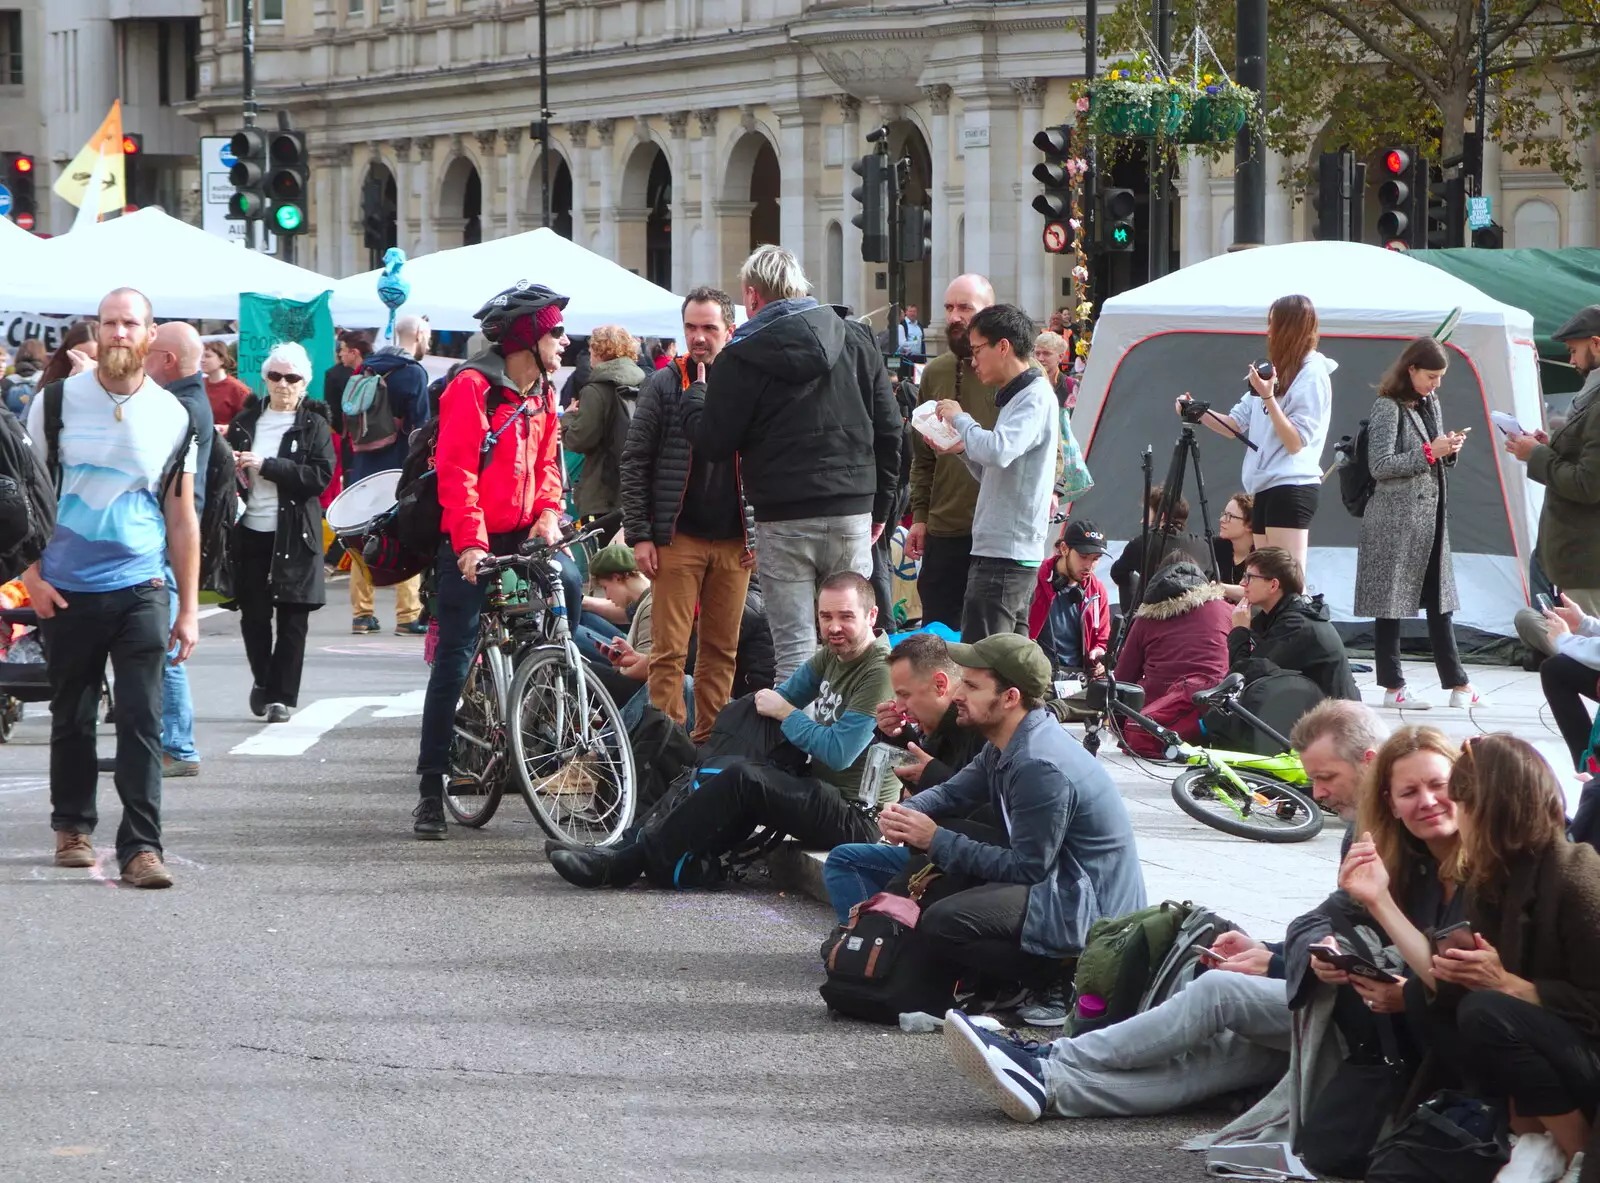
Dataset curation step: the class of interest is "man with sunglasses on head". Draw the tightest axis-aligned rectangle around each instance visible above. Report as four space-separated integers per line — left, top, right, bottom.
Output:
411 285 568 839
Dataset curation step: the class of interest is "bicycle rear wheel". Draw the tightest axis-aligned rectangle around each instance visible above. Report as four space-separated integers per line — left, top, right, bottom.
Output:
444 645 506 827
1170 766 1324 843
507 648 636 847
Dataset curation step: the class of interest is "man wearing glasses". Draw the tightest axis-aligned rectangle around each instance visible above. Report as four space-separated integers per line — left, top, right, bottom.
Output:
927 305 1059 641
1229 547 1359 702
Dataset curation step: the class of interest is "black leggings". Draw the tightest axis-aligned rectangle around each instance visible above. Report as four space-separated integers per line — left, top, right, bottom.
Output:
236 528 312 707
1374 530 1467 691
1456 990 1600 1119
1542 653 1600 771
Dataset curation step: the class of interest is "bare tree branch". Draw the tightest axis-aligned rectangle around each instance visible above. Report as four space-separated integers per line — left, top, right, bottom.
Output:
1301 0 1449 106
1384 0 1452 54
1485 0 1546 57
1493 43 1600 73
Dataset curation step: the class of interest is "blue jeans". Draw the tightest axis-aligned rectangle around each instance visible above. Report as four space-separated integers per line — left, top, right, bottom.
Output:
572 618 623 666
161 565 198 762
618 673 694 732
823 842 911 923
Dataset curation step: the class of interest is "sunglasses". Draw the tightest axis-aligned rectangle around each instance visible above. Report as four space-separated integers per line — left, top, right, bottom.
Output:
266 371 305 384
548 325 566 340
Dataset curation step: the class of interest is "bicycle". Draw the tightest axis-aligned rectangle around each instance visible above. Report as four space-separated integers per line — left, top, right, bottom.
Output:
1086 673 1323 844
441 513 637 847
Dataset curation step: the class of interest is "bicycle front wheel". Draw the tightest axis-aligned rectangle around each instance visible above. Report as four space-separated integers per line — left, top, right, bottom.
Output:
1170 766 1324 843
506 649 637 847
444 645 506 827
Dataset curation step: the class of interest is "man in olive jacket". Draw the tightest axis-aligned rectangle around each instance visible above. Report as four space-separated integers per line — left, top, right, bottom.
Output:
1507 306 1600 616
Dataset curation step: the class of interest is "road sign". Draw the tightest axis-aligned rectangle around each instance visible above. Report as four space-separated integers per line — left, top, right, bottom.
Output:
1043 221 1069 253
15 211 33 231
200 135 275 254
219 142 237 169
0 184 11 217
1468 195 1492 231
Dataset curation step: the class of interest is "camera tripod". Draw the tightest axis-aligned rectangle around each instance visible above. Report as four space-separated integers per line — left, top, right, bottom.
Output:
1137 425 1223 594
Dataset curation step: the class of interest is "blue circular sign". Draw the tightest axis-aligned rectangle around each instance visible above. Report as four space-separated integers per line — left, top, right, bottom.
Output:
219 143 237 169
0 185 12 217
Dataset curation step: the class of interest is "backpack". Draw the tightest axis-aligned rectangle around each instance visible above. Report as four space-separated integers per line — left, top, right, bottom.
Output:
1137 904 1238 1014
1067 900 1195 1034
1337 421 1375 517
1364 1091 1509 1183
818 891 960 1025
390 386 522 561
198 429 240 595
0 404 55 582
626 702 697 811
341 369 399 453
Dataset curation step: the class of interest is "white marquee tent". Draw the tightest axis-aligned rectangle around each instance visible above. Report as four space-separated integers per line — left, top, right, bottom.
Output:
0 216 48 265
1070 240 1544 640
328 227 686 338
0 209 333 319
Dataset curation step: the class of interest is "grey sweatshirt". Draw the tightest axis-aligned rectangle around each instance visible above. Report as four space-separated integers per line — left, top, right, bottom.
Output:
1226 350 1336 494
952 370 1059 561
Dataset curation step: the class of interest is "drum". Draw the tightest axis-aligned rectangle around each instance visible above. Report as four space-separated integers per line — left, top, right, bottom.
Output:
325 471 400 539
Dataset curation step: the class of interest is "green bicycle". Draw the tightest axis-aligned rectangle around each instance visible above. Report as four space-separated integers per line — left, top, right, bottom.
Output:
1091 673 1323 843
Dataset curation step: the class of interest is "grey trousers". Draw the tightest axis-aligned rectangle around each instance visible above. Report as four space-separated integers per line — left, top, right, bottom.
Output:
1040 970 1291 1118
754 513 873 683
960 556 1036 641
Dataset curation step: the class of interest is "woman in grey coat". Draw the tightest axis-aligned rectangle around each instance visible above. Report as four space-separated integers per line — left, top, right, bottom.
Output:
1353 337 1485 709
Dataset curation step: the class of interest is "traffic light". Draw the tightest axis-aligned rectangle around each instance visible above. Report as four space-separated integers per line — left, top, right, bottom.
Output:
1472 221 1504 249
899 202 931 263
120 132 143 210
1032 124 1073 227
1313 151 1356 241
266 129 308 235
1377 147 1419 250
850 153 888 264
1102 187 1135 252
228 127 269 222
3 152 36 225
1427 173 1464 250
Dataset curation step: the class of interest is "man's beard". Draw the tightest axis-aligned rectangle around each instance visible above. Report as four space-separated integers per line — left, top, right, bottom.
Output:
947 323 971 358
99 343 148 381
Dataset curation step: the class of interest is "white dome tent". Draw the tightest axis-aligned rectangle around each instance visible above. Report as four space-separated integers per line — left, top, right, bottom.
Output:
1070 240 1543 643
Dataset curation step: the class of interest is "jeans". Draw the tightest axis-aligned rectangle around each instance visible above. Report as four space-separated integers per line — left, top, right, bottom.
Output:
160 564 198 762
1541 653 1600 769
1456 989 1600 1118
573 619 624 667
960 557 1037 641
416 541 493 787
754 514 873 682
917 533 972 630
40 581 169 865
650 533 750 742
871 528 896 629
620 673 694 732
235 528 312 707
824 842 912 923
1040 971 1291 1117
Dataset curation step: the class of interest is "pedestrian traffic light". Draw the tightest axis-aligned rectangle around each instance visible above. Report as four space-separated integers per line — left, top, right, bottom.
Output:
266 129 308 235
120 132 143 210
228 127 269 221
1427 173 1464 250
899 202 931 264
1377 147 1419 250
1312 151 1356 241
850 153 888 264
3 152 36 222
1102 187 1135 252
1032 124 1074 225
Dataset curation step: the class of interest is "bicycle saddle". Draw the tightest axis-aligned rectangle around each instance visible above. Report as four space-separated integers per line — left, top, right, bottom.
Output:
1191 672 1245 705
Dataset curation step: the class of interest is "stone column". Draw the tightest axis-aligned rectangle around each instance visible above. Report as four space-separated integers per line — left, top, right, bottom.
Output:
475 129 499 239
775 101 821 282
334 148 357 278
1012 78 1047 319
313 150 341 275
567 121 590 243
835 94 863 313
695 109 721 289
1264 149 1292 245
1569 131 1597 248
414 136 436 255
1182 152 1214 267
595 118 618 261
391 137 413 255
667 111 690 290
956 82 1022 301
501 126 523 237
921 86 950 326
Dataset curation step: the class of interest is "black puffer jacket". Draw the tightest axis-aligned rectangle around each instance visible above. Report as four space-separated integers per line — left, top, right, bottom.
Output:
682 299 901 524
225 399 336 608
620 356 755 548
1227 591 1360 702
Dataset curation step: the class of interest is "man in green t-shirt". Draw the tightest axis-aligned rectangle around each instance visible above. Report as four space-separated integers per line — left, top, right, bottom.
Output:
548 571 892 889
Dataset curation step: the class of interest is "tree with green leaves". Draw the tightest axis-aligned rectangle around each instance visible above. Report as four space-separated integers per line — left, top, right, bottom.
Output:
1097 1 1600 184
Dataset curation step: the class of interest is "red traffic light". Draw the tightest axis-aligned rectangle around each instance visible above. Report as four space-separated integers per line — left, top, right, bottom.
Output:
11 155 31 173
1383 149 1409 175
121 135 140 155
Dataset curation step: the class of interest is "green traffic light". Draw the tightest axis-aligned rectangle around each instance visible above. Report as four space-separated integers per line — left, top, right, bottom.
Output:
1112 226 1130 244
273 204 304 232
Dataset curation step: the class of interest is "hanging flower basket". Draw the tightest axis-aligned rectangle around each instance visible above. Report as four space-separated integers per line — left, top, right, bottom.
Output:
1184 81 1257 144
1086 73 1194 141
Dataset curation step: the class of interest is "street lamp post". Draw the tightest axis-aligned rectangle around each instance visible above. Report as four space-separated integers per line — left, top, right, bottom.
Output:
242 0 256 250
539 0 551 228
1233 0 1267 249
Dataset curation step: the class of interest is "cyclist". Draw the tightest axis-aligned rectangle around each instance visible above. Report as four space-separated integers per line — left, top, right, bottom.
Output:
412 283 569 839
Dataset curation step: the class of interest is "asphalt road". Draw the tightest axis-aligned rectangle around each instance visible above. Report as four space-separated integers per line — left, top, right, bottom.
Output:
1 597 1226 1182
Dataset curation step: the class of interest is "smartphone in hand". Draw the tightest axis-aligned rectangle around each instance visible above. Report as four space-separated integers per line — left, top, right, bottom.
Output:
1433 921 1475 955
1536 593 1555 614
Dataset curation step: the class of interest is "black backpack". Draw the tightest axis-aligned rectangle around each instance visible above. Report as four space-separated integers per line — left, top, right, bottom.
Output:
391 387 523 560
1337 420 1376 517
626 702 697 812
818 900 960 1025
0 404 55 583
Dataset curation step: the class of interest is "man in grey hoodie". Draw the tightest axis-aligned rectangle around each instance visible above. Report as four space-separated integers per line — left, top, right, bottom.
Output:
927 305 1058 641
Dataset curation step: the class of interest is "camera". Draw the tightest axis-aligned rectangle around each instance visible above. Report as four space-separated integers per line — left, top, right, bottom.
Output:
1246 359 1275 394
1178 397 1213 425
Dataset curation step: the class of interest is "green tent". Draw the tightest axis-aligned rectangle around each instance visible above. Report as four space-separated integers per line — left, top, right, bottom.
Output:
1410 247 1600 395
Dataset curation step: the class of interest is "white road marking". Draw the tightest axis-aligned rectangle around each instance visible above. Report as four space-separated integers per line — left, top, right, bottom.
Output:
230 689 425 757
198 606 227 620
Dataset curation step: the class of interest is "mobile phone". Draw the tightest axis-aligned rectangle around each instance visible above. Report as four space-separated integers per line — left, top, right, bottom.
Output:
1197 946 1225 966
1433 920 1476 955
1344 957 1402 985
1536 593 1555 614
1308 944 1343 967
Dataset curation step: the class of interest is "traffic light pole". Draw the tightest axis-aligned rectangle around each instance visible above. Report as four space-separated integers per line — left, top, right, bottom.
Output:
1084 0 1098 251
886 146 902 355
1474 0 1488 198
538 0 551 227
1148 0 1174 280
1233 0 1267 249
242 0 257 250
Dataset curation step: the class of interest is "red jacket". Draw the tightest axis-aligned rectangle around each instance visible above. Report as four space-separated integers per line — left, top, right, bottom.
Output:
1027 562 1112 665
437 363 564 555
1115 574 1233 756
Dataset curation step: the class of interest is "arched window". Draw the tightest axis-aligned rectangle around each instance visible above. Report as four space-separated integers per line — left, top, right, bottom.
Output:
1512 198 1560 250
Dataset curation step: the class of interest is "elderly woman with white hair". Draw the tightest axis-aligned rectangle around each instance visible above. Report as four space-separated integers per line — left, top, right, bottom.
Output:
223 342 336 722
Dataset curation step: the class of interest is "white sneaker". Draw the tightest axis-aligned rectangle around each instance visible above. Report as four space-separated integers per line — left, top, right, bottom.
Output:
1450 687 1491 709
1384 686 1432 709
1497 1132 1567 1183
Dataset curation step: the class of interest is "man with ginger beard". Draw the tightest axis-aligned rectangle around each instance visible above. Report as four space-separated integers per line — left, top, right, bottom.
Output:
905 274 998 629
23 288 201 889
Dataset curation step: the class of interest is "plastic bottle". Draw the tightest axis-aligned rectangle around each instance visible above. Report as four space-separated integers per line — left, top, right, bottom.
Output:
1075 993 1107 1022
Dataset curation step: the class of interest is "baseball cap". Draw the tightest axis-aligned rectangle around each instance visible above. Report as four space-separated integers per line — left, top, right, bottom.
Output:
1552 305 1600 343
1061 520 1109 556
588 544 638 579
946 633 1052 701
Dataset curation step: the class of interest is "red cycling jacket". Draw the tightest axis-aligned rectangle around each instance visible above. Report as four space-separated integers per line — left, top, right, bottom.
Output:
436 361 563 555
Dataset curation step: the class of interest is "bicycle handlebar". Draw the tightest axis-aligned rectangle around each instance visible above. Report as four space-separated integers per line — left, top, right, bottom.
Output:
474 509 625 578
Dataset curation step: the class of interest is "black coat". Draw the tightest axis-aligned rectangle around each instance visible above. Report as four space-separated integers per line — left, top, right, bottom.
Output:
1227 592 1360 701
621 357 755 548
682 302 901 524
225 399 336 608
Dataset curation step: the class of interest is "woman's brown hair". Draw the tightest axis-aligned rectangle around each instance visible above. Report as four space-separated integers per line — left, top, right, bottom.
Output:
1267 294 1319 394
1226 491 1254 524
1357 726 1462 888
38 321 97 389
1377 337 1450 403
203 338 237 376
1448 734 1569 894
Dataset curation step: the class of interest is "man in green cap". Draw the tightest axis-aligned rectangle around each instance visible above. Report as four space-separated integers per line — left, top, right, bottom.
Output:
877 632 1145 1027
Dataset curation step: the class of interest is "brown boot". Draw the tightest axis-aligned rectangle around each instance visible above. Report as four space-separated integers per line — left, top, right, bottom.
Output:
54 831 95 868
120 851 173 889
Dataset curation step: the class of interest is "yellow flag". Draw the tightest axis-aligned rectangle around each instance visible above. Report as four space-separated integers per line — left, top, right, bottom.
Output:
53 100 126 215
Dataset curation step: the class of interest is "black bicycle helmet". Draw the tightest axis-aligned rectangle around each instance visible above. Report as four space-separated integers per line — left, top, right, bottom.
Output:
473 281 569 343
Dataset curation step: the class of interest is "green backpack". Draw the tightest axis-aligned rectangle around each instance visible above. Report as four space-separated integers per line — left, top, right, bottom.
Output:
1068 900 1195 1035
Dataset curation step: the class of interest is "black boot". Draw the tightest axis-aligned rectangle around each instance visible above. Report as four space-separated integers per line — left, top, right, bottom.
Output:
413 777 448 840
548 842 645 889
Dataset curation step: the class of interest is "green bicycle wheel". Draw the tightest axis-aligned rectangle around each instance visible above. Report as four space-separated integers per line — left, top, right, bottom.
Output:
1171 767 1324 843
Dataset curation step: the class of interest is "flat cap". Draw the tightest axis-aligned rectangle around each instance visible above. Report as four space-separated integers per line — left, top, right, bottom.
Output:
1552 305 1600 343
